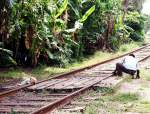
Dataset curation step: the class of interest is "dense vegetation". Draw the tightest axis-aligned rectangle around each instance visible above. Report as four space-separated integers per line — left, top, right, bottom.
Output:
144 15 150 33
0 0 146 67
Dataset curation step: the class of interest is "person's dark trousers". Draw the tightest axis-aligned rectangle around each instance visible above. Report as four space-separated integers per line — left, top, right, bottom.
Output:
136 70 140 79
113 63 137 78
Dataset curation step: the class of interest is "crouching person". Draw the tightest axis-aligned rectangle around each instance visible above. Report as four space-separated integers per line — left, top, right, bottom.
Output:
113 54 140 79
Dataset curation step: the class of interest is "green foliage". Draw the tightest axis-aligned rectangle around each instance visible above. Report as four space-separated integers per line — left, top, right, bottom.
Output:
125 12 144 31
110 93 139 103
79 5 95 23
125 11 145 41
130 32 144 41
128 0 144 12
144 15 150 33
55 0 68 19
0 46 16 67
96 87 114 94
0 0 146 67
81 0 128 51
109 36 120 50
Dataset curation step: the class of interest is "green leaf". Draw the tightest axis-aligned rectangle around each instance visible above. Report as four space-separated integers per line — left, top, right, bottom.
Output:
124 25 134 32
45 49 54 59
0 48 13 56
8 56 17 65
68 1 80 18
0 42 4 47
55 0 68 19
79 5 95 23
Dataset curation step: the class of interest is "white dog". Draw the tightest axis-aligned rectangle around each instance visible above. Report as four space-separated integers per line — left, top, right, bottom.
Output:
18 77 37 86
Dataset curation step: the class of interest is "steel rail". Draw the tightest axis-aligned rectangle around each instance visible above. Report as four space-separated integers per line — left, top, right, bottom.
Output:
0 44 150 99
30 75 113 114
31 52 150 114
1 44 150 114
139 55 150 62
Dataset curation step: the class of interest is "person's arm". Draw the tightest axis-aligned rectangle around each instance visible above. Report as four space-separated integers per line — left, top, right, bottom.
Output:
121 57 126 64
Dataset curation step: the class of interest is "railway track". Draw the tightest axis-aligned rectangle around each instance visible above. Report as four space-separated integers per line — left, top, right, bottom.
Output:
1 44 150 114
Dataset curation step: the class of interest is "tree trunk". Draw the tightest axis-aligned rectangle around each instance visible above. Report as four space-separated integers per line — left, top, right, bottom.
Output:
122 0 129 22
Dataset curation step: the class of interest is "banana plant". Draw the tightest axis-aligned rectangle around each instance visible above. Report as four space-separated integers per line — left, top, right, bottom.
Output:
49 0 68 34
0 47 17 67
55 0 68 19
65 5 95 33
79 5 95 23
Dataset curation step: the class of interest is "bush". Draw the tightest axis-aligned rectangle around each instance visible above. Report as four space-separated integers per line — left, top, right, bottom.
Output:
126 21 144 32
0 48 16 67
125 11 145 41
130 32 144 41
109 36 120 50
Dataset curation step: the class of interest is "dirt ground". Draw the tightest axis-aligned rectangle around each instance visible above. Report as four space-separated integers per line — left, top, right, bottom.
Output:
52 69 150 114
119 78 150 114
96 69 150 114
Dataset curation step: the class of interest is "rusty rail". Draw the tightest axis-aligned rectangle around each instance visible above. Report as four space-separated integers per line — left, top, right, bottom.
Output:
0 44 150 114
0 44 150 99
30 54 150 114
30 75 113 114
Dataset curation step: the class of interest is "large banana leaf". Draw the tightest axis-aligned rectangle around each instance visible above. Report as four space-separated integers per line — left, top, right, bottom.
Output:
0 48 13 55
45 49 54 59
55 0 68 19
68 1 80 18
0 48 17 67
79 5 95 23
65 5 95 33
